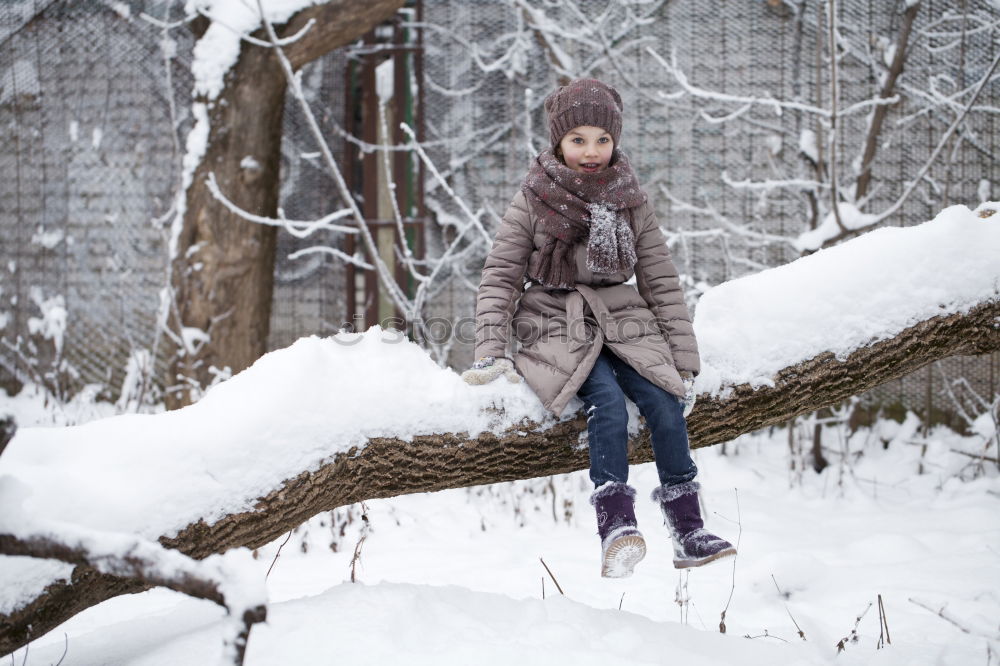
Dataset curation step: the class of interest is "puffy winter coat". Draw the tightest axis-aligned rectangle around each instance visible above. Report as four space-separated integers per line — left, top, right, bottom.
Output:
474 190 699 415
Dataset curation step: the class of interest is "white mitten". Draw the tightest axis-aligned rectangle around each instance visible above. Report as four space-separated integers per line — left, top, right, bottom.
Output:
680 374 696 418
462 356 521 385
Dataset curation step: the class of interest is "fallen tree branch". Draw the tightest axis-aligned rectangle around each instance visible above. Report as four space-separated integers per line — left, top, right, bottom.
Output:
0 532 265 665
3 297 997 655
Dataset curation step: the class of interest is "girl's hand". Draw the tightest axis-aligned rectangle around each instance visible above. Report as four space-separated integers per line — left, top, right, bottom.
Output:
680 372 696 418
462 356 522 385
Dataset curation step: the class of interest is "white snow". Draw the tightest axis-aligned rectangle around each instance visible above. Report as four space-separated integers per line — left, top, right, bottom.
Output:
799 128 818 163
764 133 782 156
696 202 1000 394
170 101 210 259
116 349 154 413
4 415 998 665
30 226 64 249
179 325 210 354
794 201 879 252
0 330 551 540
0 557 72 616
186 0 322 100
883 43 897 68
376 58 394 103
0 59 39 106
26 288 67 356
239 155 261 171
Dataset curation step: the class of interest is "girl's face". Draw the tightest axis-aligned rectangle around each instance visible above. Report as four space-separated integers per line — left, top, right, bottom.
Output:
558 126 614 174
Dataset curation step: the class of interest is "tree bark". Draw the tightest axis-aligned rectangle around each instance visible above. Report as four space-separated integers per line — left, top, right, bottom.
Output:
166 0 406 409
0 416 14 457
3 297 998 655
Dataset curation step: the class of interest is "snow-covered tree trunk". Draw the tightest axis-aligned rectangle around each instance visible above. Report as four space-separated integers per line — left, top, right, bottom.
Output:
166 0 406 409
3 295 998 655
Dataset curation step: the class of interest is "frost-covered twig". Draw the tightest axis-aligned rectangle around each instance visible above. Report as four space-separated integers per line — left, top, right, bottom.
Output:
401 123 493 248
647 47 897 119
206 172 357 238
137 10 195 30
377 100 428 287
675 570 691 624
349 503 371 583
193 5 315 49
657 183 799 248
287 245 374 270
772 574 807 640
722 173 828 193
909 597 1000 641
835 602 872 653
918 9 1000 45
718 488 742 634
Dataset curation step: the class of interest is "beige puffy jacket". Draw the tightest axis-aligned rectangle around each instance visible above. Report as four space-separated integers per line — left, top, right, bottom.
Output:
474 191 699 416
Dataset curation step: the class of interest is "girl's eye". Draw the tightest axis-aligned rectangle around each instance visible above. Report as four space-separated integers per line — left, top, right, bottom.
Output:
598 137 609 143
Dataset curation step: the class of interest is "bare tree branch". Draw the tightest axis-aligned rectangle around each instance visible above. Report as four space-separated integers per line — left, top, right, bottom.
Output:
854 2 921 201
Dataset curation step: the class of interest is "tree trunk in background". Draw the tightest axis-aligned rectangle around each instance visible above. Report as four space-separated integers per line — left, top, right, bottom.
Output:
166 41 285 409
4 296 998 654
166 0 406 409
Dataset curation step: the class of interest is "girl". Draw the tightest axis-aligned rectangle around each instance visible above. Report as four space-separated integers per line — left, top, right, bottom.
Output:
462 79 735 578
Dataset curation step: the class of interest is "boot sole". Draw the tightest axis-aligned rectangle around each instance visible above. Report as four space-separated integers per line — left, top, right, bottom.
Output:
601 534 647 578
673 546 737 569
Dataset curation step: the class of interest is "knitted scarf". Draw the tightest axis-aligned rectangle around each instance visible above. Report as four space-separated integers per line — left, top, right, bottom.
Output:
521 149 647 289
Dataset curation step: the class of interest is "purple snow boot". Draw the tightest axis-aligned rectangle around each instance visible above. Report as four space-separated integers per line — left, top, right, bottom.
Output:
651 481 736 569
590 482 646 578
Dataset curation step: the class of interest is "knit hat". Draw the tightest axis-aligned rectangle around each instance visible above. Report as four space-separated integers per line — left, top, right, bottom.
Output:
544 78 624 149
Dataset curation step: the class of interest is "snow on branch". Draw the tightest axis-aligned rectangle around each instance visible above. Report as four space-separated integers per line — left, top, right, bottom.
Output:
0 520 265 665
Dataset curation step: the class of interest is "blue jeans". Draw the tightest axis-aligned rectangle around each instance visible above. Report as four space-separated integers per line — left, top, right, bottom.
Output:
577 346 698 489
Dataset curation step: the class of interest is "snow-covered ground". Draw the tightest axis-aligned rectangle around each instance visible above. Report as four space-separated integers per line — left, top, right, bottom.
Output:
3 385 998 665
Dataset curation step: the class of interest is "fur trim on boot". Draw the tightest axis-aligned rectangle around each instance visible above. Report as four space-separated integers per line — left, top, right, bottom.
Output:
590 482 646 578
651 481 736 569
